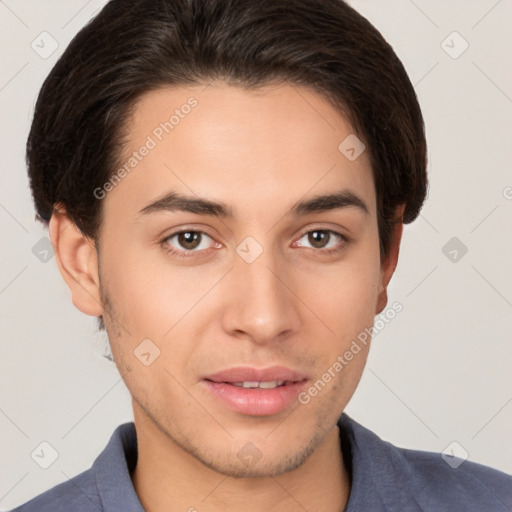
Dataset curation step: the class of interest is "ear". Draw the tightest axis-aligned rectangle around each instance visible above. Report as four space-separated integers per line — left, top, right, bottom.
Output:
49 205 104 317
375 204 405 314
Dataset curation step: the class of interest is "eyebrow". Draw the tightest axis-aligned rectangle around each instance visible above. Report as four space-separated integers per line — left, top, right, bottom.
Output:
136 189 369 218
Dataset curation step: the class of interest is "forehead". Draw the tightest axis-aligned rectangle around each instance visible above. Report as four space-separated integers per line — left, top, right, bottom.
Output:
103 81 375 223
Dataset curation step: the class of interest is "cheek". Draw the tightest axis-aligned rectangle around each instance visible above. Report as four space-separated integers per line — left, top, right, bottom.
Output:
100 238 205 333
304 239 382 331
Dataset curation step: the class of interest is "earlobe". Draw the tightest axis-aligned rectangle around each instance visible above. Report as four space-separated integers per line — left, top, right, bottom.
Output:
49 206 104 317
375 205 405 314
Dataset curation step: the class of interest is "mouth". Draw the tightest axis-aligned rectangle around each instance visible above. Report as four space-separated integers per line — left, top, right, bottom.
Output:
201 366 309 416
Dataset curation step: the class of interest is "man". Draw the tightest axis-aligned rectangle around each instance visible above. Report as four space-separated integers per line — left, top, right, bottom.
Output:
11 0 512 510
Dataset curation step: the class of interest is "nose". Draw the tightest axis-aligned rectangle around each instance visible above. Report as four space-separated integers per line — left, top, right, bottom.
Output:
221 247 301 345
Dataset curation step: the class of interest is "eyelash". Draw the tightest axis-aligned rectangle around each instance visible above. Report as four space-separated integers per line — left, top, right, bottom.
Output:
161 228 349 259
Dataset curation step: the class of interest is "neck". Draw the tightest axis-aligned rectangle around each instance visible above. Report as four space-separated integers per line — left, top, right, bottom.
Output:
131 411 350 512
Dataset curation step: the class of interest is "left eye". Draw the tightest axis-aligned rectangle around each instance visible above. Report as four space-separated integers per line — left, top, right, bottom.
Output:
164 231 214 253
294 229 345 251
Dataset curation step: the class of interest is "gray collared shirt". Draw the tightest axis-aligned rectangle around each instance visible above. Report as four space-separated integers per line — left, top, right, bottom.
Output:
10 413 512 511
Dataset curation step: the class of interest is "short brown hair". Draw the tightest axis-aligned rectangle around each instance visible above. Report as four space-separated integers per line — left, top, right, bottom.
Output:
27 0 427 258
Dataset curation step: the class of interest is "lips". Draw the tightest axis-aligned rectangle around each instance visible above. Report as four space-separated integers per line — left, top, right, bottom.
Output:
204 365 308 384
201 366 309 416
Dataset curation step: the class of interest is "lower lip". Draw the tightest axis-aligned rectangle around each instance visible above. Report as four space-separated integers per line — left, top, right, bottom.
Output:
202 380 308 416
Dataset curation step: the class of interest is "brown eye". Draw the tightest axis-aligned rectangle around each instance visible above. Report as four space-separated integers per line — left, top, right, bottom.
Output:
177 231 202 250
294 229 347 254
308 230 331 249
163 230 216 257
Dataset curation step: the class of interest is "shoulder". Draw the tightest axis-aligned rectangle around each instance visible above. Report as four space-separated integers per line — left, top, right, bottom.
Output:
8 468 100 512
8 422 139 512
339 414 512 511
398 445 512 510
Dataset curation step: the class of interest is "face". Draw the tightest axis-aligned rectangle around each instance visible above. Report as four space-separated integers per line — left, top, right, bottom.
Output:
85 81 396 477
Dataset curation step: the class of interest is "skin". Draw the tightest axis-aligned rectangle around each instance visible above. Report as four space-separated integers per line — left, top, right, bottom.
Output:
49 81 403 512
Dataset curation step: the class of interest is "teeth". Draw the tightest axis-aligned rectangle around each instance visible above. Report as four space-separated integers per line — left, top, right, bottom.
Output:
260 380 286 389
231 380 285 389
242 381 260 388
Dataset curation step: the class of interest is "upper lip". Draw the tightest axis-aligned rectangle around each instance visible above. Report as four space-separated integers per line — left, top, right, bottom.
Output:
204 366 309 383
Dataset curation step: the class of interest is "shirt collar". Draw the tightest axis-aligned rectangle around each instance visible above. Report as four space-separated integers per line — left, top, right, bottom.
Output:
339 413 424 511
93 421 145 512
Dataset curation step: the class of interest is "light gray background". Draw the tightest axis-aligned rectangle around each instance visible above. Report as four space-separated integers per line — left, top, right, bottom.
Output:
1 0 511 509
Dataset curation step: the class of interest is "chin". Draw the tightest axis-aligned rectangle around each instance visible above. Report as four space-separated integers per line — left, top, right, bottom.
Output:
192 435 322 479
